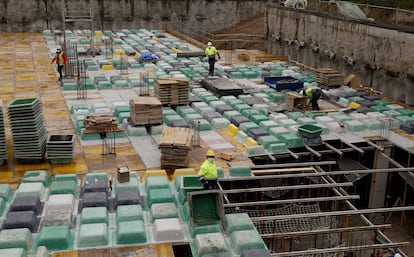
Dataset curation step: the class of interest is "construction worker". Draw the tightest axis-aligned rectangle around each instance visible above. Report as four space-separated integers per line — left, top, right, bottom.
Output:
205 42 220 76
51 45 67 81
304 87 322 111
198 149 218 190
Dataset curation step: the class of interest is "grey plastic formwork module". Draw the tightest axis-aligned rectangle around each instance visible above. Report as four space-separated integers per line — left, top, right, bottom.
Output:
9 195 43 215
170 119 189 128
215 104 233 114
230 115 250 127
244 97 265 106
203 112 223 122
247 128 269 140
357 107 371 114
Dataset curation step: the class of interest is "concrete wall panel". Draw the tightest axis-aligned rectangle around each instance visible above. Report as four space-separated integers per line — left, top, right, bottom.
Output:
266 8 414 105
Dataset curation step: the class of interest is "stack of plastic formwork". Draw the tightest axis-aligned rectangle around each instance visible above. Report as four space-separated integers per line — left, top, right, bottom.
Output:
8 98 46 163
46 134 75 164
0 100 6 165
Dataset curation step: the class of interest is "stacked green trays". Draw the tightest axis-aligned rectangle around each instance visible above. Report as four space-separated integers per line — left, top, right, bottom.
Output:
374 99 391 106
259 120 279 131
250 114 268 125
296 117 317 125
241 109 260 118
81 78 96 89
239 122 260 134
305 111 325 119
269 92 286 102
370 105 388 113
164 115 185 126
258 135 280 149
268 126 290 139
396 116 414 124
397 108 414 117
234 104 251 113
97 80 113 89
0 101 6 164
176 106 196 117
114 80 129 88
62 81 78 91
8 98 47 162
383 110 401 118
279 133 304 148
343 120 367 132
223 111 242 120
285 112 304 120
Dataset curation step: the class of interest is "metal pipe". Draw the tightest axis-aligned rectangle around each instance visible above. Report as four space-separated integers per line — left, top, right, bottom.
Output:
218 167 414 182
250 206 414 222
223 182 353 194
251 161 336 169
270 242 410 257
324 142 343 156
287 149 300 159
367 140 384 151
340 140 365 154
304 144 322 158
224 195 360 207
260 224 391 238
379 151 414 180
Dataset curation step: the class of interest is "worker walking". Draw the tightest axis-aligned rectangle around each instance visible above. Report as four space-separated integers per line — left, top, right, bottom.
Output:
198 149 219 190
205 42 220 76
51 45 67 81
304 87 322 111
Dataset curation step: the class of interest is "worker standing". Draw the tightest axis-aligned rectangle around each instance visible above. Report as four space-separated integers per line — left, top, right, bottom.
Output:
51 45 67 81
198 149 219 190
205 42 220 76
304 87 322 111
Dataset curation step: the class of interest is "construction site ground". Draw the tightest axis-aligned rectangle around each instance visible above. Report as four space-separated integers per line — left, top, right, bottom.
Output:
1 31 414 257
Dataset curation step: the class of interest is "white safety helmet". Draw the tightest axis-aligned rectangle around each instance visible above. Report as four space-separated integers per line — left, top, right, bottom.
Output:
56 45 62 51
207 42 212 46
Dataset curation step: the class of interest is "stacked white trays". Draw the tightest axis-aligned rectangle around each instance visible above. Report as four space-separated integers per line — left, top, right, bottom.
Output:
8 98 46 162
0 100 6 165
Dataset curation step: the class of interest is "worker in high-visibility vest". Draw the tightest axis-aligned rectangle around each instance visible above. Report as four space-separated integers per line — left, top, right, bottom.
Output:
205 42 221 76
51 45 67 81
304 87 322 110
198 149 219 189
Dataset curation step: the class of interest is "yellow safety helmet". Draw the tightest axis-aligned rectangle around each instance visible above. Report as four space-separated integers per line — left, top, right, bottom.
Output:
206 149 215 157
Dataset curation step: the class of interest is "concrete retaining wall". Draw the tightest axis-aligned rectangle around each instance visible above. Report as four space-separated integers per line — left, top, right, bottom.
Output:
0 0 270 33
265 7 414 105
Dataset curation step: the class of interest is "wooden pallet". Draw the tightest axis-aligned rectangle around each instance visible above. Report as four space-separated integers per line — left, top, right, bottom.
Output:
316 68 343 87
129 96 163 126
159 126 193 168
154 78 189 106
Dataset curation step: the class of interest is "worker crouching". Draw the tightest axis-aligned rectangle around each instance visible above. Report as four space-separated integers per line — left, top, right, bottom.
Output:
198 149 219 190
304 87 323 111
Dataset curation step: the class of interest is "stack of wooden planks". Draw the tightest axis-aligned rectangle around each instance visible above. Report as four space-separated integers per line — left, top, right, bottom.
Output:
129 96 163 126
316 68 343 87
159 126 194 169
84 115 118 132
154 78 189 106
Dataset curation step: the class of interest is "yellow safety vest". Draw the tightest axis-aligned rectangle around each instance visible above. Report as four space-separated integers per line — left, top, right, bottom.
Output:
198 159 217 179
305 87 313 97
205 46 217 57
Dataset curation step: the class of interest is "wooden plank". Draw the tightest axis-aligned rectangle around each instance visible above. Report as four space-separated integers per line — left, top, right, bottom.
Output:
252 167 315 175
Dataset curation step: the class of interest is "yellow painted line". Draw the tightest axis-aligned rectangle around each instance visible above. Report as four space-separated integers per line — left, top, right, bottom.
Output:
0 87 13 90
